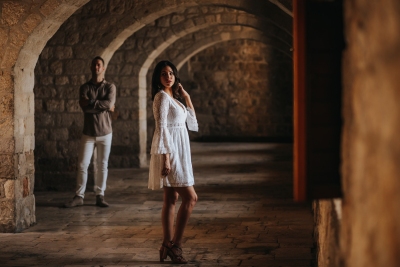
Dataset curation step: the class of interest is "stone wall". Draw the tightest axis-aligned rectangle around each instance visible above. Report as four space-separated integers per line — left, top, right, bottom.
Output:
180 39 293 141
0 0 88 232
1 0 292 232
33 3 293 191
146 40 293 149
314 199 341 267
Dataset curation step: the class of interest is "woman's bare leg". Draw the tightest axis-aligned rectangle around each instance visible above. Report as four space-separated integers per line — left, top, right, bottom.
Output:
172 186 198 247
162 187 179 245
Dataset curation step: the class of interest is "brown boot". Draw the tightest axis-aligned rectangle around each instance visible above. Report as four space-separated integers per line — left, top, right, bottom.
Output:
64 195 83 208
96 195 109 207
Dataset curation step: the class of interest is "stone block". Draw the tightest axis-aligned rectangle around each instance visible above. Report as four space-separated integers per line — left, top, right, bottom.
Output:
54 113 82 128
0 72 13 94
43 141 57 158
10 28 28 48
1 47 19 69
0 27 9 48
70 75 87 85
35 99 44 113
120 76 137 88
157 15 170 27
209 6 225 13
48 30 65 45
68 123 82 140
0 198 15 232
50 128 69 141
171 14 185 25
65 99 81 112
193 16 207 26
65 32 79 45
17 153 27 178
25 135 34 153
65 60 87 75
22 13 43 33
50 60 63 75
0 117 13 139
35 128 49 141
15 194 35 231
0 138 14 154
0 2 26 26
221 13 237 24
40 75 54 85
0 154 14 179
109 0 126 14
147 27 163 38
55 46 73 59
40 0 61 17
0 93 14 117
55 76 69 85
4 179 15 198
36 113 54 127
46 99 64 112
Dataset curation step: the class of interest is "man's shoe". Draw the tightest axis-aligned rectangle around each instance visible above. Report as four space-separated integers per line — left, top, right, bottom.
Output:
64 195 83 208
96 195 109 207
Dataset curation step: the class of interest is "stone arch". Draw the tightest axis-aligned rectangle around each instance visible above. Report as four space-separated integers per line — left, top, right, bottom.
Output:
155 37 292 143
136 23 290 165
32 1 293 193
0 0 88 232
97 1 292 64
0 0 292 232
175 30 291 70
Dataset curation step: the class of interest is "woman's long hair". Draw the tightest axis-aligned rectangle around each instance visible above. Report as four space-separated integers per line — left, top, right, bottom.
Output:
151 60 181 100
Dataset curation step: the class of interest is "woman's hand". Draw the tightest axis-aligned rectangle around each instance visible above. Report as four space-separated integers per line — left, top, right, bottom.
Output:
178 83 190 99
178 83 195 111
162 154 171 176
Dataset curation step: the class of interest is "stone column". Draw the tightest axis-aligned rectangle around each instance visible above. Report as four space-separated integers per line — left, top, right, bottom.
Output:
0 0 88 233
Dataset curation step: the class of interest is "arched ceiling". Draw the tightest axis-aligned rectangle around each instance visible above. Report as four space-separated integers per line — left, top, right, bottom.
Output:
27 0 293 167
48 0 293 63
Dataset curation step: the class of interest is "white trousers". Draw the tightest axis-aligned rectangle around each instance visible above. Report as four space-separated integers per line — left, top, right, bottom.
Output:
76 133 112 198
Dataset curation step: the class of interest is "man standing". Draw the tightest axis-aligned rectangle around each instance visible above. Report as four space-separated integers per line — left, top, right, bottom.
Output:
65 56 116 208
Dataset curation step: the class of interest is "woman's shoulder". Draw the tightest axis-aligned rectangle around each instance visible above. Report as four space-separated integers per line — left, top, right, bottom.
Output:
154 90 169 101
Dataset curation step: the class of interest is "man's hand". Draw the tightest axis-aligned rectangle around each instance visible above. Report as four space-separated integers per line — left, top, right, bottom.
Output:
109 105 115 112
79 95 90 106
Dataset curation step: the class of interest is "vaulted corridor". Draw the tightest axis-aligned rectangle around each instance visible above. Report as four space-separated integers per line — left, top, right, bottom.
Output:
0 142 314 266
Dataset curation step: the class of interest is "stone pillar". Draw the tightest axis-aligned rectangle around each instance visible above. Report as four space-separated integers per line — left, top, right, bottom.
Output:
0 0 88 232
0 71 19 232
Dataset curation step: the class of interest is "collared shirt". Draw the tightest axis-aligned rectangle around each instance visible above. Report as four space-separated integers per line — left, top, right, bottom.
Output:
79 79 116 136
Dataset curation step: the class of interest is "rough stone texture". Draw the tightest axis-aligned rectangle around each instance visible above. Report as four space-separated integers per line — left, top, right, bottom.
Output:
179 40 292 140
313 199 341 267
0 0 89 232
0 142 315 267
34 3 292 191
340 1 400 266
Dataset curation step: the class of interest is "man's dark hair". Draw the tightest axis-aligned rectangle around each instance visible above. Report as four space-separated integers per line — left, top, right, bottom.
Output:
92 56 105 66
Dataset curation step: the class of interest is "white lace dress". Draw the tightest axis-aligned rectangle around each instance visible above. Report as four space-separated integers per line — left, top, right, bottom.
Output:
148 90 198 190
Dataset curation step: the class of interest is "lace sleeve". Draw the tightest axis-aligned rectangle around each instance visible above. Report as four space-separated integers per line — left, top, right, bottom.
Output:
150 92 175 154
186 107 198 132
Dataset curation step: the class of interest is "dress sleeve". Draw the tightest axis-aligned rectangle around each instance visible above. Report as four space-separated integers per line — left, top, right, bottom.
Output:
150 92 175 154
186 107 198 132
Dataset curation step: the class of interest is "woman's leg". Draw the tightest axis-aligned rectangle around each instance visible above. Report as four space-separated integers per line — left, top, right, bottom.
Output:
162 187 179 245
172 186 198 247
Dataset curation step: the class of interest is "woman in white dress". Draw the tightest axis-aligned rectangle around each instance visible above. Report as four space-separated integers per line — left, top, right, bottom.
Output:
149 60 198 264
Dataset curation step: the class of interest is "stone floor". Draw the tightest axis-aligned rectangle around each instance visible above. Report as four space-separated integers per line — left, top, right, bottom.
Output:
0 142 315 267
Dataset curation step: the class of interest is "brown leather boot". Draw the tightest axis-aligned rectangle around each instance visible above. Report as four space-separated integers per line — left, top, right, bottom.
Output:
64 195 83 208
96 195 109 207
